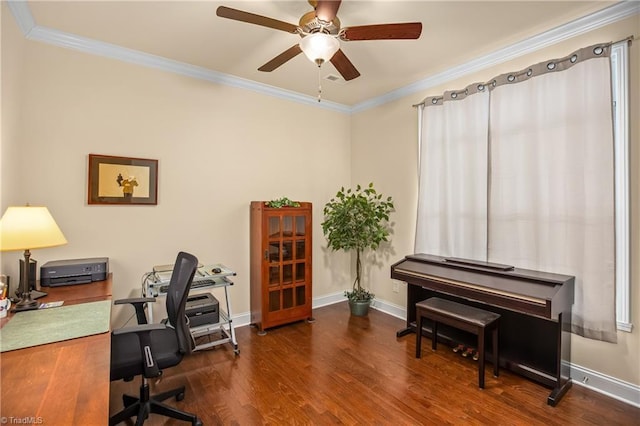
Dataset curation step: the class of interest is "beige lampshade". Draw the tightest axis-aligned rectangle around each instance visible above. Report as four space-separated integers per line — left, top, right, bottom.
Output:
0 206 68 251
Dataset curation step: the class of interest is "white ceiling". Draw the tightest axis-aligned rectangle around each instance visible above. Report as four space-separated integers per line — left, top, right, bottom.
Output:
12 1 626 108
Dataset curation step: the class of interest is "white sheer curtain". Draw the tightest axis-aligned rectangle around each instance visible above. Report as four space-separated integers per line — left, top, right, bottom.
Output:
415 89 489 259
416 43 617 342
489 56 616 342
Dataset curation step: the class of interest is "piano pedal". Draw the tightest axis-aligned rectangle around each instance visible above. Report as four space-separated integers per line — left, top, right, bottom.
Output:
452 344 465 353
462 347 476 358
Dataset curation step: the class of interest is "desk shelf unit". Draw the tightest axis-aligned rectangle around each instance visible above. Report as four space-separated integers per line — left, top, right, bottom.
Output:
144 266 239 355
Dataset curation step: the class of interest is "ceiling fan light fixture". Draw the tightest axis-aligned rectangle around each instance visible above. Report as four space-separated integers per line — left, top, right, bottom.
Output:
299 33 340 65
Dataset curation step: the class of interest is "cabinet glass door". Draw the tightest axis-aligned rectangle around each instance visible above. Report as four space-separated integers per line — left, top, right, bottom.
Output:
266 211 309 313
293 214 307 307
267 214 281 312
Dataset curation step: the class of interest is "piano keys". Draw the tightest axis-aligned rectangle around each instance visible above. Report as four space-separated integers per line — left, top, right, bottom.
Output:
391 253 574 406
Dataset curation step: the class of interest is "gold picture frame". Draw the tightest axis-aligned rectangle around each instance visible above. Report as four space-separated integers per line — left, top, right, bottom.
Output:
88 154 158 205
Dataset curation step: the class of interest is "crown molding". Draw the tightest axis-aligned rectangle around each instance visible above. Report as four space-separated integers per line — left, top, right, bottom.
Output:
6 0 35 35
6 1 350 114
7 1 638 115
351 1 640 113
28 25 351 114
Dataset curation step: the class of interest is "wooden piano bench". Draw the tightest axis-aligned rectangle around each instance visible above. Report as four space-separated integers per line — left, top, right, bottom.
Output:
416 297 500 389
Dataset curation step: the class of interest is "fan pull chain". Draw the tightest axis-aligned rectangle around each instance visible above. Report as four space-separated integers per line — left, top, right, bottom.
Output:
317 64 322 102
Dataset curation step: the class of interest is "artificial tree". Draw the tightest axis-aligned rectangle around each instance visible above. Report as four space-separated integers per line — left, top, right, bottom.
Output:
321 183 394 313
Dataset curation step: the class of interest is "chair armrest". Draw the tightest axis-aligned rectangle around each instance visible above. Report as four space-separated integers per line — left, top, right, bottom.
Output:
115 297 156 305
114 297 156 324
112 323 166 336
113 323 167 378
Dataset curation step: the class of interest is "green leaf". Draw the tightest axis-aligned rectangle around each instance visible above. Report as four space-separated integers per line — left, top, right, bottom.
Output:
266 197 300 208
321 183 395 298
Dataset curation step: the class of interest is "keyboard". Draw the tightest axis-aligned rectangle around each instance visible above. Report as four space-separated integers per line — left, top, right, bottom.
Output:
158 278 216 294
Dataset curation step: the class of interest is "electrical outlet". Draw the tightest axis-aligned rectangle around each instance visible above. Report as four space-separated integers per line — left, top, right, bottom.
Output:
392 282 400 293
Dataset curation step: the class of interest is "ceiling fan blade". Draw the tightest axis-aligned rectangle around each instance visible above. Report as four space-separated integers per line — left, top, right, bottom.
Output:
315 0 342 23
258 44 303 72
340 23 423 41
330 49 360 81
216 6 298 33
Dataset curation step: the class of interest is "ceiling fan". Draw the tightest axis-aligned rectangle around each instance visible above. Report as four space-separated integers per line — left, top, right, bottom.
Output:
216 0 423 81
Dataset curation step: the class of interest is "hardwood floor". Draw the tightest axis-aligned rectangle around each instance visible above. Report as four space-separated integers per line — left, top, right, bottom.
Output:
110 302 639 425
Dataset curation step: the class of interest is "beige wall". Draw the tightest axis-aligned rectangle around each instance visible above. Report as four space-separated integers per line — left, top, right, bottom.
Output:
351 15 640 386
1 5 26 204
0 3 352 324
2 2 638 391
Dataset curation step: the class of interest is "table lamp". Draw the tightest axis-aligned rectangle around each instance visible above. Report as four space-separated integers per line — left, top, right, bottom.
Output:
0 206 67 312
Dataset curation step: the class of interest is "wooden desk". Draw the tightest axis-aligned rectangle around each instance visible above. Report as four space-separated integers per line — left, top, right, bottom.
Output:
0 275 112 424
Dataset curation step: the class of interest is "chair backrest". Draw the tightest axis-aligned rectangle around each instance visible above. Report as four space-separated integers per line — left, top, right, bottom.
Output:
165 251 198 355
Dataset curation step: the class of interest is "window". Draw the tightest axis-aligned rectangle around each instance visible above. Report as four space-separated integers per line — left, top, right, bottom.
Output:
611 41 631 332
417 41 632 333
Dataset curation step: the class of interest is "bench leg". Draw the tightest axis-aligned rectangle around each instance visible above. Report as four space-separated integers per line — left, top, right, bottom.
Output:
416 311 423 358
493 324 499 378
478 327 485 389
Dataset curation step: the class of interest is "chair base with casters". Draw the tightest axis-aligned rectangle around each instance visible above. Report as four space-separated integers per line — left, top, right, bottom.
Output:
110 378 202 426
110 251 203 426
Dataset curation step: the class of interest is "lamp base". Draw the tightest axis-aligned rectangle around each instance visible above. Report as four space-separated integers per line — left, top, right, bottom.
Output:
13 304 39 312
30 289 48 300
13 289 47 301
11 249 42 313
13 294 39 312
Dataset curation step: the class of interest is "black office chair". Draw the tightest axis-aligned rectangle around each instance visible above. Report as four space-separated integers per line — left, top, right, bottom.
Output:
110 251 202 426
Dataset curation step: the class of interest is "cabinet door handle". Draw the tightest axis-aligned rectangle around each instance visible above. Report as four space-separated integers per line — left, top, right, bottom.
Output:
264 249 269 260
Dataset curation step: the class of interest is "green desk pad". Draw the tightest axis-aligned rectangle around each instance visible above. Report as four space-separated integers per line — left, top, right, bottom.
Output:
0 300 111 352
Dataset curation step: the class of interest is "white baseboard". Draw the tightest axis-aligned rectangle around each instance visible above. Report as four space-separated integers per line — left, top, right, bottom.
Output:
570 363 640 408
231 311 252 328
370 297 408 321
313 291 348 309
228 291 347 329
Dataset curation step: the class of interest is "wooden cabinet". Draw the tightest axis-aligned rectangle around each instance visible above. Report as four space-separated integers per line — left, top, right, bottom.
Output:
250 201 313 334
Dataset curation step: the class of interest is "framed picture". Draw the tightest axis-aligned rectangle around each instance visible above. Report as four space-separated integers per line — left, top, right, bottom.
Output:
88 154 158 205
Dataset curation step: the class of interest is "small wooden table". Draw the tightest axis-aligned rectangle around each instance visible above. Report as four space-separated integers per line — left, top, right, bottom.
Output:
0 275 112 424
